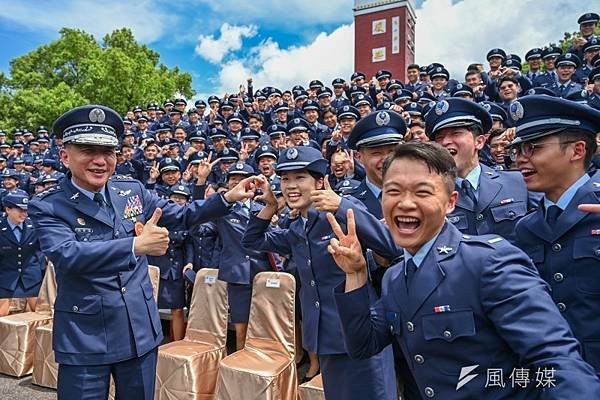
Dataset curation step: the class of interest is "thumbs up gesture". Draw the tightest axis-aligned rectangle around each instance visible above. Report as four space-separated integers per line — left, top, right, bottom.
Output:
134 208 170 256
311 175 342 213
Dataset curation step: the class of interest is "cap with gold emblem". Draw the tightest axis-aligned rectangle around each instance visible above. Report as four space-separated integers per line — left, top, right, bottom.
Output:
52 105 124 147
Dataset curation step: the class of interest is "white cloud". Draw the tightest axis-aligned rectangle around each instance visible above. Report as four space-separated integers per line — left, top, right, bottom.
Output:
415 0 596 80
215 24 354 93
195 23 258 64
0 0 175 43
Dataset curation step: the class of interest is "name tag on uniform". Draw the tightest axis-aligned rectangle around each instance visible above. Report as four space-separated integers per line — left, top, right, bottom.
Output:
204 275 217 285
74 227 93 234
266 278 280 288
229 218 240 224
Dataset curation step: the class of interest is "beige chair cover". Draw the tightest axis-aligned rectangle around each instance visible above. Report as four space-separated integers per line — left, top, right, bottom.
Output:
0 263 56 377
216 272 296 400
298 374 325 400
31 265 159 390
155 268 228 400
9 298 27 314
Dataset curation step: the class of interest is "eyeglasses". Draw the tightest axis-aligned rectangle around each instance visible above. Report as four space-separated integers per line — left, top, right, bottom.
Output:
508 140 577 162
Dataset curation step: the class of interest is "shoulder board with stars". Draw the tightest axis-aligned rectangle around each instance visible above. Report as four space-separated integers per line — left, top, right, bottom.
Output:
36 185 62 199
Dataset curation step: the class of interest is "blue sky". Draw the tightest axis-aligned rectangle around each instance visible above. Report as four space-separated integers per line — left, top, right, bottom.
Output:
0 0 594 101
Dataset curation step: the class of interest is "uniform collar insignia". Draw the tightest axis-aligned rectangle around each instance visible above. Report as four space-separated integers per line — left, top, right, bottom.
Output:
70 192 79 200
437 245 452 254
593 182 600 187
118 189 132 196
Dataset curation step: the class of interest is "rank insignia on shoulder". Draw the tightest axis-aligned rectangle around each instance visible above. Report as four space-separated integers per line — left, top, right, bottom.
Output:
434 305 451 313
488 237 503 244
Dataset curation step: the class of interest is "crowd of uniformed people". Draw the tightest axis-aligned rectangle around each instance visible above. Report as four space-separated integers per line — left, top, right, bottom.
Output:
2 11 600 400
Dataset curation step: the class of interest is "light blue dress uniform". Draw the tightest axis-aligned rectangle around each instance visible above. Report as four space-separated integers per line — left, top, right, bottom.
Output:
242 146 400 400
335 222 600 399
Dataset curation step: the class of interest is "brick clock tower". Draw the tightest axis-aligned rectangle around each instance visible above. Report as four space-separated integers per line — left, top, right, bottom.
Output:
354 0 416 82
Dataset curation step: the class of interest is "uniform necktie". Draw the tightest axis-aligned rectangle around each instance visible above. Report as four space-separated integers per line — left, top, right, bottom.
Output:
546 205 562 227
13 225 22 242
405 258 418 291
558 85 565 96
461 179 477 205
237 202 250 219
93 192 107 212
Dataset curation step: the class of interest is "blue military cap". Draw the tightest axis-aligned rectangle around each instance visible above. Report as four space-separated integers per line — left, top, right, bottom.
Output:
273 102 289 113
450 83 474 98
168 108 182 115
267 124 287 138
578 12 600 25
0 130 5 137
387 79 404 91
425 98 493 138
394 89 414 103
542 46 562 59
188 132 206 142
274 146 328 175
592 54 600 68
52 105 123 147
421 100 438 116
317 87 333 99
188 151 208 164
376 101 394 111
159 137 179 148
480 101 508 123
583 38 600 53
159 157 181 172
486 48 506 61
309 80 324 89
419 65 428 76
335 178 361 195
22 130 33 137
12 157 25 164
353 94 373 107
269 180 282 196
524 87 557 97
11 140 24 147
350 72 366 81
565 89 590 104
209 127 228 139
132 105 143 113
147 102 158 110
155 123 172 133
187 108 198 116
418 92 437 104
288 118 310 132
169 184 191 198
375 70 392 80
195 99 207 108
0 143 10 150
240 127 260 140
137 115 148 123
429 66 450 80
506 53 522 64
525 48 543 60
37 135 49 143
207 95 220 104
293 89 309 101
175 98 187 106
3 192 28 210
349 85 366 97
302 100 320 112
255 144 279 161
589 67 600 82
405 102 423 117
216 147 239 162
37 125 49 134
227 112 245 124
212 115 226 126
227 162 255 177
348 110 406 150
508 95 600 145
220 101 235 111
268 87 283 97
254 90 267 101
42 158 57 168
41 172 60 184
556 53 581 68
2 169 19 180
332 78 346 87
33 155 43 164
337 105 361 120
123 119 133 126
292 84 306 92
503 59 522 71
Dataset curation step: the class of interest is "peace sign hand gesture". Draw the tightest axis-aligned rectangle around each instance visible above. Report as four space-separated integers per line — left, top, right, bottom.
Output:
196 152 219 186
148 161 160 183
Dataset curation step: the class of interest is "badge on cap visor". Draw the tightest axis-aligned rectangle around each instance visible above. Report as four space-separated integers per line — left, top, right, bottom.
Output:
375 111 391 126
286 148 298 160
88 108 106 123
509 101 524 121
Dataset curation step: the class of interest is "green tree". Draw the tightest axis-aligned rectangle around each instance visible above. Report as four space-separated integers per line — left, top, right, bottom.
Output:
0 27 194 135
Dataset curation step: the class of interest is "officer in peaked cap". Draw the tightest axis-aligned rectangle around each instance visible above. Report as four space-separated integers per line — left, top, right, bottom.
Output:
350 71 366 84
0 192 45 317
242 142 399 399
523 87 557 97
375 69 392 89
352 94 373 117
331 78 350 110
450 83 474 100
1 168 29 206
254 144 280 183
525 48 544 81
28 104 254 400
533 46 563 87
575 38 600 84
569 13 600 60
508 95 600 375
550 53 583 98
287 118 311 146
480 101 508 129
428 66 451 99
426 98 537 243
